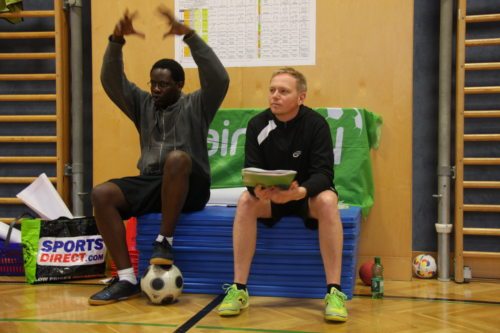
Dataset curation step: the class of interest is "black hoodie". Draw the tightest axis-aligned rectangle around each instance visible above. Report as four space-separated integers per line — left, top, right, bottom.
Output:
244 105 334 198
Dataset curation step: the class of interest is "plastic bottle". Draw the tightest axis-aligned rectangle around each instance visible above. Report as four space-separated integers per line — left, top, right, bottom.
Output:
371 256 384 299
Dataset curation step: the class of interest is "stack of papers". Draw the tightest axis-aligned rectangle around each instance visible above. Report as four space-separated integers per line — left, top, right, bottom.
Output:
16 173 74 220
242 167 297 188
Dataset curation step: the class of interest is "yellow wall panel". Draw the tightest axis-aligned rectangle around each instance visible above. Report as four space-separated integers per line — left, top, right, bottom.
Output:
92 0 414 279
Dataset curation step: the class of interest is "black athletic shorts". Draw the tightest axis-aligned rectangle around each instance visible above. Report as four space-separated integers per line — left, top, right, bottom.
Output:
258 187 338 230
109 169 210 220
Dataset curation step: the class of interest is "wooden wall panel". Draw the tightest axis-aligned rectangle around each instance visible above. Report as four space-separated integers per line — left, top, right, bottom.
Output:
92 0 414 280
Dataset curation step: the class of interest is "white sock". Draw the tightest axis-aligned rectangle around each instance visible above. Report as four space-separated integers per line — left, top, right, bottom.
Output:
117 267 137 285
156 234 173 246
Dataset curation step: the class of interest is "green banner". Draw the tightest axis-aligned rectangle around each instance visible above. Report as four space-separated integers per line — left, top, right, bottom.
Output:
208 108 382 216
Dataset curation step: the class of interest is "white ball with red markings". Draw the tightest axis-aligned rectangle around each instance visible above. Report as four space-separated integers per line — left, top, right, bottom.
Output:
412 254 437 278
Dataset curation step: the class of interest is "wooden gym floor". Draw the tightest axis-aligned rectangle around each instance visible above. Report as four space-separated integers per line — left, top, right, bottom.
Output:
0 276 499 332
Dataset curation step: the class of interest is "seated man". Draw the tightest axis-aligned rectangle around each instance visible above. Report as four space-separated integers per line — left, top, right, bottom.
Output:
217 67 347 322
88 7 229 305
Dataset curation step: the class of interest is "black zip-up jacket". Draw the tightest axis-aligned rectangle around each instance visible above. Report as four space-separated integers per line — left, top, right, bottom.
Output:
245 105 334 198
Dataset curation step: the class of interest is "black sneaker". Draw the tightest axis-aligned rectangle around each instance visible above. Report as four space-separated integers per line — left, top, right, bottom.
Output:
88 277 141 306
150 239 174 265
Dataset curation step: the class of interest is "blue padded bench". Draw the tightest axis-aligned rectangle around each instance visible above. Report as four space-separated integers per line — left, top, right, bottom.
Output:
137 206 361 299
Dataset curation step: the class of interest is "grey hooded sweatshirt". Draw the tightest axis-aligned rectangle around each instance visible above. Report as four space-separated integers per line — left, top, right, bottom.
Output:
101 33 229 181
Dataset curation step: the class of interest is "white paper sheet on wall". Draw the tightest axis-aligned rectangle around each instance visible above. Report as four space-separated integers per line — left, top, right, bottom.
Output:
174 0 316 68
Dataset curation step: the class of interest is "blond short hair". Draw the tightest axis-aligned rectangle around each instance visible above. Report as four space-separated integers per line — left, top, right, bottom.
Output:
271 67 307 92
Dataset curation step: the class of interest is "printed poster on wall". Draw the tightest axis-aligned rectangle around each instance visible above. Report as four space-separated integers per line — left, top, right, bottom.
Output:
174 0 316 68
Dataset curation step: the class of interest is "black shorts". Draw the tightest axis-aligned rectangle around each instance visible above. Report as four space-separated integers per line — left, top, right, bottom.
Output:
258 187 338 230
258 199 317 230
109 170 210 220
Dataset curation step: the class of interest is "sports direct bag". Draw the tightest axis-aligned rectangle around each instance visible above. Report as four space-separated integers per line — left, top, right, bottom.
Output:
21 216 106 284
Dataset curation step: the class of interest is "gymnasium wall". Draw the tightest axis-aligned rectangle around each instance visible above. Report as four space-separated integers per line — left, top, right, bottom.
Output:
91 0 414 280
413 0 500 278
0 0 56 220
412 1 440 257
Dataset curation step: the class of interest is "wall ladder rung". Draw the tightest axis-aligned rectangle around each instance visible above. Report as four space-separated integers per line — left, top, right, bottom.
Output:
0 198 23 205
0 73 56 81
463 228 500 236
465 37 500 46
464 133 500 141
464 86 500 94
0 115 56 122
463 158 500 165
0 0 68 233
0 94 56 102
466 13 500 23
0 176 56 184
463 181 500 189
0 136 57 143
0 52 56 60
454 0 500 283
463 251 500 259
464 110 500 118
0 10 55 18
463 204 500 212
0 156 57 163
0 31 55 39
465 62 500 70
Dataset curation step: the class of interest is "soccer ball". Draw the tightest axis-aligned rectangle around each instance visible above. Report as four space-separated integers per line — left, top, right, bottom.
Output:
140 264 183 304
412 254 437 278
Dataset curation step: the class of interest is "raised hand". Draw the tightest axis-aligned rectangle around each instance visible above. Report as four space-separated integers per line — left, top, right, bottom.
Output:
157 5 193 38
113 9 145 39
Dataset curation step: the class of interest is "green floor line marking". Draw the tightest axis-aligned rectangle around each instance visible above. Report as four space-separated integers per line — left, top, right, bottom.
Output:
0 280 105 287
353 294 500 305
196 326 319 333
0 318 177 328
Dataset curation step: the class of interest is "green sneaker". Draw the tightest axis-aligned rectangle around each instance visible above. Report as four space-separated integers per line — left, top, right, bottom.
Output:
218 284 249 316
324 288 348 322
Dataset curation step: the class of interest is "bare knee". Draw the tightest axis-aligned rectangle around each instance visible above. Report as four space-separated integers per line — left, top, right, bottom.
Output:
310 190 339 221
91 182 124 209
316 190 338 208
163 150 192 177
235 191 269 221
